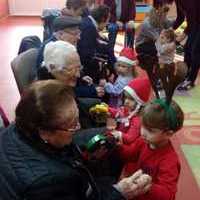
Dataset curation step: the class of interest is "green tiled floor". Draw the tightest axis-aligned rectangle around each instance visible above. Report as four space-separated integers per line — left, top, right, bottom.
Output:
175 86 200 187
175 86 200 126
181 145 200 187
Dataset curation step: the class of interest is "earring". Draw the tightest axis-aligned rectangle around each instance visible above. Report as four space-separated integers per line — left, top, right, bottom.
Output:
44 140 48 144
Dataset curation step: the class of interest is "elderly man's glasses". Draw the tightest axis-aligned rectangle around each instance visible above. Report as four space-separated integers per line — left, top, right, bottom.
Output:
65 29 80 37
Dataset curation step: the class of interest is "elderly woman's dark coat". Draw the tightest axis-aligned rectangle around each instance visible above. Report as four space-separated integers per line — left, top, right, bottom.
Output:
0 124 124 200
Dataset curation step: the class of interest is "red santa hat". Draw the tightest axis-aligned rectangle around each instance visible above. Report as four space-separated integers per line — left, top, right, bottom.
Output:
117 48 137 66
123 77 151 105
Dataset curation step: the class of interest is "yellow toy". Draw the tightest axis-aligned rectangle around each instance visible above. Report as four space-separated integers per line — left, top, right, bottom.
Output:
89 103 109 114
89 103 109 124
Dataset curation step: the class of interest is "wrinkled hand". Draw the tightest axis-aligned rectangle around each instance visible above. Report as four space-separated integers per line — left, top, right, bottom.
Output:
116 170 152 199
116 21 123 30
134 173 152 196
95 86 105 97
82 76 93 85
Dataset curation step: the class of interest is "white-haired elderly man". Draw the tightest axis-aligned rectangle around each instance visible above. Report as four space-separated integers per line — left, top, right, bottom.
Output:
38 40 104 128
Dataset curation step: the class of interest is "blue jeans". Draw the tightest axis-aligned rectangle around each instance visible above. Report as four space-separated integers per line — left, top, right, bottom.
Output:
107 23 135 50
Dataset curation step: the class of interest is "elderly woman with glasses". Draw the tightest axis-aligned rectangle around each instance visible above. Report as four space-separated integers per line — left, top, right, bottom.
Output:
0 80 151 200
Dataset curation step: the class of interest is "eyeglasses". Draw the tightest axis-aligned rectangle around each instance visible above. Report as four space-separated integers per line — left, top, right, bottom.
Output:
56 121 81 133
64 29 80 37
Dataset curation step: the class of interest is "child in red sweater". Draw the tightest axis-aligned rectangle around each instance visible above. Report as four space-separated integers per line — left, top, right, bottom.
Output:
119 98 184 200
107 77 151 145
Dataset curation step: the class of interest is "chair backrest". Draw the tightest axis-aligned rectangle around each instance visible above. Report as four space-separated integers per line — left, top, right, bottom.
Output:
11 48 39 94
18 35 41 55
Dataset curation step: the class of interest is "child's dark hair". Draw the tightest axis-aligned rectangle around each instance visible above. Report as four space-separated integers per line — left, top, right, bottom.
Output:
163 28 175 42
142 99 184 132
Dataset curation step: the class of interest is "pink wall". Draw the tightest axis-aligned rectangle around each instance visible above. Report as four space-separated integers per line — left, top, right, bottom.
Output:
0 0 9 18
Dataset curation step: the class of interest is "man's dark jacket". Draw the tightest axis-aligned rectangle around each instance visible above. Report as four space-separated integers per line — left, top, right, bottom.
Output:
104 0 136 23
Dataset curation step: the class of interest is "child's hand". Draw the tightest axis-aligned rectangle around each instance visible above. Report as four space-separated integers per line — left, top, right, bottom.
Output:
116 169 149 199
158 32 165 44
108 73 115 83
116 21 123 30
125 170 152 196
134 173 152 195
99 79 107 87
106 117 117 131
135 173 152 187
176 32 186 43
95 86 105 97
127 20 135 29
110 130 122 144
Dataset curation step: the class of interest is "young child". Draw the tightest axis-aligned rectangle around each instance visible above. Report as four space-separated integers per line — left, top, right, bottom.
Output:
119 98 184 200
154 28 176 93
100 47 137 108
107 77 151 145
155 28 176 69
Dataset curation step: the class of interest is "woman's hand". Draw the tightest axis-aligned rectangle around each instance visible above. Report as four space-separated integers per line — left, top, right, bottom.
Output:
115 170 152 199
82 76 93 85
133 173 152 196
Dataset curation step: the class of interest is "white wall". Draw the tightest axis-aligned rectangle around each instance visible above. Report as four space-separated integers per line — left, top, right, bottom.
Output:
9 0 66 16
